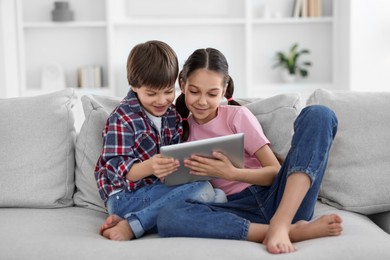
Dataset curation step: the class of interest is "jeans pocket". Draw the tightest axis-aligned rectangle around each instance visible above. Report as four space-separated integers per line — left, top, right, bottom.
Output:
106 190 151 217
106 192 121 215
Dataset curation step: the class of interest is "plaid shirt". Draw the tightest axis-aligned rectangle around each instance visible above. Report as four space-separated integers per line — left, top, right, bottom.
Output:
94 90 183 203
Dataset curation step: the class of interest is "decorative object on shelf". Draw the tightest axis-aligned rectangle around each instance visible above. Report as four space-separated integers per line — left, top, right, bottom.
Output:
293 0 322 18
273 43 311 83
78 65 103 88
41 63 66 90
52 1 74 22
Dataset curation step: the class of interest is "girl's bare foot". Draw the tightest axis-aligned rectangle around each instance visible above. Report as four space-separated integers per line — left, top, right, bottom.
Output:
99 215 123 235
263 222 296 254
263 214 343 254
290 214 343 242
101 219 134 241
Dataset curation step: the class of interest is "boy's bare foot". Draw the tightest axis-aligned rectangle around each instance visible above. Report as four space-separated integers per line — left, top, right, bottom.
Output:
290 214 343 242
101 219 134 241
263 214 343 254
99 215 123 235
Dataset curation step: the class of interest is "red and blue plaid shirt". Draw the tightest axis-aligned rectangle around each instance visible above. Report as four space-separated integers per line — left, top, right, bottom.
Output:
94 90 183 203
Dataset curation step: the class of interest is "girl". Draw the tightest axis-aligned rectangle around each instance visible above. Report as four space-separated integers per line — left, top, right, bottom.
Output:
157 48 342 254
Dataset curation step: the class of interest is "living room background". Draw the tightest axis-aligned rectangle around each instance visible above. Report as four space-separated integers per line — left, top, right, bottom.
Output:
0 0 389 99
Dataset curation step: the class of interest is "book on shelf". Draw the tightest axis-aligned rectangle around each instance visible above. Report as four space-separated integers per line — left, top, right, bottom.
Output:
78 65 103 88
308 0 323 17
293 0 322 18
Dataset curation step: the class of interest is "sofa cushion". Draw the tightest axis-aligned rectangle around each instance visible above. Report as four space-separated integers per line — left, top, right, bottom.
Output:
307 88 390 215
73 95 121 212
2 203 390 260
242 94 303 161
0 89 76 208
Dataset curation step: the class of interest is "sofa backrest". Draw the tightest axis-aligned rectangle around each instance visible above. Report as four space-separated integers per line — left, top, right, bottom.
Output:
307 89 390 215
0 89 76 208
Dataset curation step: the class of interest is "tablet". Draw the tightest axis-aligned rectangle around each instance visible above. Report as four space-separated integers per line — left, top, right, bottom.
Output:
161 133 244 186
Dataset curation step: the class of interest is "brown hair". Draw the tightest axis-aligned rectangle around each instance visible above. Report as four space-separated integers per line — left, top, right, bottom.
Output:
127 40 179 89
176 48 240 141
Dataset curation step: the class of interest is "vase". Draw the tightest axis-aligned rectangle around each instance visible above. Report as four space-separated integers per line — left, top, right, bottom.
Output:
281 70 296 83
52 1 74 22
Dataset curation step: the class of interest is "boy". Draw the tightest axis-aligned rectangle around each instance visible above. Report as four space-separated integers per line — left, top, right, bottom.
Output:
95 41 222 241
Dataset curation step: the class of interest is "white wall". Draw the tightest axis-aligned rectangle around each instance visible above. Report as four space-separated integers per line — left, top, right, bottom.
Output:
0 1 5 97
333 0 350 91
0 0 20 98
349 0 390 91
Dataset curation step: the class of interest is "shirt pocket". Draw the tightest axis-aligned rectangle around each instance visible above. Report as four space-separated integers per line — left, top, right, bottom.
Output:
133 131 158 157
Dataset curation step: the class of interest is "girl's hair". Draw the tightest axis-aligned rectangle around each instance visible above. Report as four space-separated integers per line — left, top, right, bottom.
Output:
176 48 240 141
127 40 179 89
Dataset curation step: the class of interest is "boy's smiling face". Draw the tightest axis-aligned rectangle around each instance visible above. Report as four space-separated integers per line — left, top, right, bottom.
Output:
132 85 176 117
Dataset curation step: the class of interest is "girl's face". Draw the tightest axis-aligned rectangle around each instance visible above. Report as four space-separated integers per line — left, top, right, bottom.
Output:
181 69 225 124
132 85 175 117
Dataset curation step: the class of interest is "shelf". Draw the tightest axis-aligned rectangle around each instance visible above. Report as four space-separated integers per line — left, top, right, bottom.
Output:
73 87 115 97
112 17 333 27
251 82 334 89
247 82 335 101
23 21 107 29
22 87 114 97
252 17 333 25
113 18 246 26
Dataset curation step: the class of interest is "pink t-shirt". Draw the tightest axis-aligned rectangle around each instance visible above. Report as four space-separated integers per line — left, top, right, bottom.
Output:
188 105 270 195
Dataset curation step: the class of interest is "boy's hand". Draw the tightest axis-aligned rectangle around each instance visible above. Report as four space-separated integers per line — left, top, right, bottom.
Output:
150 154 180 179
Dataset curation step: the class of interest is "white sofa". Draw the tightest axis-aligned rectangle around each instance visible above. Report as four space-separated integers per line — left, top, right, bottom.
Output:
1 88 390 260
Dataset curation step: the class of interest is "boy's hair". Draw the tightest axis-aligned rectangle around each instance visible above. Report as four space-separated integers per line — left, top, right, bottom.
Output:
176 48 240 141
127 40 179 89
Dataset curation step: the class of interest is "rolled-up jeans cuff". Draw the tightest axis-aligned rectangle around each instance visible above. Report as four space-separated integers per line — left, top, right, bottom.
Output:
287 167 315 186
127 217 144 238
241 219 250 240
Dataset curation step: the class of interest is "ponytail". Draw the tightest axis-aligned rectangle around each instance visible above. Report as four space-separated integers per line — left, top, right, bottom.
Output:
224 76 241 106
175 93 190 141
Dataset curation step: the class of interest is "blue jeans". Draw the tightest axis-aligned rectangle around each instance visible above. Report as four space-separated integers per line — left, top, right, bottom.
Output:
106 180 219 238
157 105 338 240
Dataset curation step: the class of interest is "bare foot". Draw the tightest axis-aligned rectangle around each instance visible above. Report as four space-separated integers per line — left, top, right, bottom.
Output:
263 214 343 254
99 215 123 235
101 219 134 241
290 214 343 242
263 221 296 254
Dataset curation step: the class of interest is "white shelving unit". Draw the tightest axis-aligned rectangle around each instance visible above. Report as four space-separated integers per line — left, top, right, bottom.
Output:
16 0 113 97
16 0 336 99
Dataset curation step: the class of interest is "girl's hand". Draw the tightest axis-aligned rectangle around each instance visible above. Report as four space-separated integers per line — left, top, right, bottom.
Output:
150 154 180 180
184 151 236 180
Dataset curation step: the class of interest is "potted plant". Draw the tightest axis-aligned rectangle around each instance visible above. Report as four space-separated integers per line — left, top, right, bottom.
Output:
273 43 311 83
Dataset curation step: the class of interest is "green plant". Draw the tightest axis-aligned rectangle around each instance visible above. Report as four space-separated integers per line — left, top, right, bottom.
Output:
273 43 311 77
